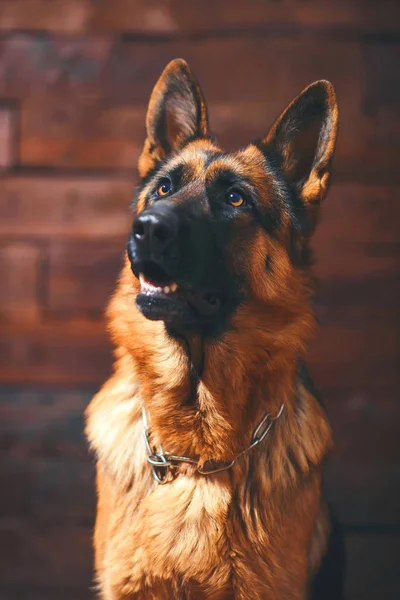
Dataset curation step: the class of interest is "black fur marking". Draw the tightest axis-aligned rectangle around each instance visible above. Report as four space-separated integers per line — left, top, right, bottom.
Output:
204 150 224 168
256 197 282 237
167 164 185 189
210 168 251 189
130 186 141 212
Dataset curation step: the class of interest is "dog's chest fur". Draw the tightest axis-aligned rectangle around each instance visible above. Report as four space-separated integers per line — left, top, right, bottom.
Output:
87 376 329 600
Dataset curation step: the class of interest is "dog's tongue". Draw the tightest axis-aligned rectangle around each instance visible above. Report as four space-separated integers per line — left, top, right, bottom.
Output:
187 292 221 316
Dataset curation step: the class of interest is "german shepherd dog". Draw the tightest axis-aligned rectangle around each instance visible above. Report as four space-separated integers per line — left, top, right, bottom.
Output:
86 59 344 599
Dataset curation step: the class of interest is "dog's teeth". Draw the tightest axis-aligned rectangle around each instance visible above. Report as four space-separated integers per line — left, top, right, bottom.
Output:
138 276 178 295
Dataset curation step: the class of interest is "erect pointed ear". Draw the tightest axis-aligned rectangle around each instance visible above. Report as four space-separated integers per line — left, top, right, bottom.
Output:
262 80 338 229
138 58 210 178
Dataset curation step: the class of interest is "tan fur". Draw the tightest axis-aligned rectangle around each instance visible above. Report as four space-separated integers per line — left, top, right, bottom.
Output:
86 60 338 599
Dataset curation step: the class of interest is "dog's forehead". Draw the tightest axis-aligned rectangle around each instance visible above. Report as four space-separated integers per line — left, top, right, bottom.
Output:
206 145 270 185
166 141 271 188
164 139 221 181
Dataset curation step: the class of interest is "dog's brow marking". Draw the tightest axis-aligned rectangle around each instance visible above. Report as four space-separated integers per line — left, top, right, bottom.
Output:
205 156 245 186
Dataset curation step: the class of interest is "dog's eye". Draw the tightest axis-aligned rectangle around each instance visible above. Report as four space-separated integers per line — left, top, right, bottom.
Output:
156 180 172 197
227 190 246 207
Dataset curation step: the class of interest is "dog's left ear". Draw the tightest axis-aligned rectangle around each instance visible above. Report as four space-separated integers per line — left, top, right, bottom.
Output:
262 80 338 230
138 58 210 178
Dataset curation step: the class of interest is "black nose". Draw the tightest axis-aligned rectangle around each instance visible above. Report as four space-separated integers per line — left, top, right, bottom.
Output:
132 208 178 254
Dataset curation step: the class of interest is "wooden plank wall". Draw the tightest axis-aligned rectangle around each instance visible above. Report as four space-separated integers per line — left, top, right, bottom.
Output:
0 1 399 598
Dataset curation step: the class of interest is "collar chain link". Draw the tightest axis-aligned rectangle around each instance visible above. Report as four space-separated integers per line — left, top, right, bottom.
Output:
142 404 285 484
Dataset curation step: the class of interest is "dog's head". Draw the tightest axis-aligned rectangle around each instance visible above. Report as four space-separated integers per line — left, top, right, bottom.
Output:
127 59 338 337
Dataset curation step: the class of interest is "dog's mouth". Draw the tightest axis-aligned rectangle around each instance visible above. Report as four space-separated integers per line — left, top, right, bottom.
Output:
139 273 178 295
138 261 179 296
134 261 222 323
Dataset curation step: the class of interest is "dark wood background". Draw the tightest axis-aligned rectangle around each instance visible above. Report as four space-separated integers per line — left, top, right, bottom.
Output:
0 1 399 598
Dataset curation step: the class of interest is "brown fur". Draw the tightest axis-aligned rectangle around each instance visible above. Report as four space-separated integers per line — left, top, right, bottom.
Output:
86 59 338 599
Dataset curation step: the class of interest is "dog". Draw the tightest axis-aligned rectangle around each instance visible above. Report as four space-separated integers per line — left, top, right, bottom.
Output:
86 58 344 599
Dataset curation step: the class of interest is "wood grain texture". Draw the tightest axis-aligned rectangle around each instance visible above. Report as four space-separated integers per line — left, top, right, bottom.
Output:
47 239 125 315
0 175 133 239
20 101 146 169
0 0 398 34
345 534 400 600
0 108 15 169
0 321 111 384
0 388 91 460
0 243 41 322
0 35 363 104
0 587 92 600
0 519 92 587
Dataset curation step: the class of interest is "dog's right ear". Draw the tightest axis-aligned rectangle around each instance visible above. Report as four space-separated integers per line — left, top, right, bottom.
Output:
138 59 210 178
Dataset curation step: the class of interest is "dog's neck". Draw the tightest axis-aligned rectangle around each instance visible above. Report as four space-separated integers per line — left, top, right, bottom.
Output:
139 329 297 463
109 267 328 466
